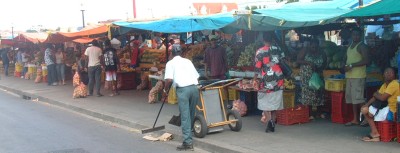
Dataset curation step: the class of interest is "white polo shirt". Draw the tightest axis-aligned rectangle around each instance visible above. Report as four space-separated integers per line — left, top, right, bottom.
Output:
164 56 199 87
85 46 102 67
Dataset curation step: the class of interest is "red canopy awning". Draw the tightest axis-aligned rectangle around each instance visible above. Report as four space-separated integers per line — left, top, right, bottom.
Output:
0 39 15 46
13 33 49 43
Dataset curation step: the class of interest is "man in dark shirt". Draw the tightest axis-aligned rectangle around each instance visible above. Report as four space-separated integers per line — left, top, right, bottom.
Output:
1 48 11 76
203 37 227 79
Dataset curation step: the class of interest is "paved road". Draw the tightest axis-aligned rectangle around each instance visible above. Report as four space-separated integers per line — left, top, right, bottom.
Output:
0 90 207 153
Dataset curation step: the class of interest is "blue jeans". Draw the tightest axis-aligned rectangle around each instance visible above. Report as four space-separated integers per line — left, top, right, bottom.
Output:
88 65 102 95
3 61 9 76
56 63 65 81
176 85 199 145
47 64 58 85
22 67 28 77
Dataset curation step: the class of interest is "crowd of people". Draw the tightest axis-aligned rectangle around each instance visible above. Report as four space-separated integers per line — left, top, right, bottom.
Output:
0 38 121 97
1 30 399 150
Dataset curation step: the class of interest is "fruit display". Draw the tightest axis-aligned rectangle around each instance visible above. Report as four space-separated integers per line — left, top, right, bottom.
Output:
237 79 260 90
222 42 244 66
237 42 262 67
184 44 205 61
184 44 205 68
323 41 345 69
120 64 135 72
140 49 166 63
284 79 295 90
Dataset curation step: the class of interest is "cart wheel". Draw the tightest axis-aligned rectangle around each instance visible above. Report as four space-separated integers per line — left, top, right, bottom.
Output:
193 115 208 138
227 110 242 132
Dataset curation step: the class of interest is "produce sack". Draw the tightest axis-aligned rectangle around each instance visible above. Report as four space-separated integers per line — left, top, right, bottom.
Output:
73 72 80 87
148 80 164 103
232 99 247 116
308 73 323 90
73 82 87 98
35 76 42 83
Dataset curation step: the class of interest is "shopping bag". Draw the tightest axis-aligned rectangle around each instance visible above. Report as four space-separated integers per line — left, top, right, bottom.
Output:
167 87 178 104
308 73 323 90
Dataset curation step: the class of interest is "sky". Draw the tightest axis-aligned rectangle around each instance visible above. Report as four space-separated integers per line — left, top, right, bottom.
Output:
0 0 196 31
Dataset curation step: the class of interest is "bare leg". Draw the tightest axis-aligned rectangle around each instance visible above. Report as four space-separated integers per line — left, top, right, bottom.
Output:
351 104 361 124
361 106 379 137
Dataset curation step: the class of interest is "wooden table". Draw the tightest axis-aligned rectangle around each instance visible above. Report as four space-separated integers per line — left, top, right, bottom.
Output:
228 86 261 115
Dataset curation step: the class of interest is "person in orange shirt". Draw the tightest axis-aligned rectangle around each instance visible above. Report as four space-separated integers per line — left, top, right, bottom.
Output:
361 67 399 142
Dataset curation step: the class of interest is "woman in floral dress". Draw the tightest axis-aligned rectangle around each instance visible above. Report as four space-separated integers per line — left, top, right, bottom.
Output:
297 39 327 119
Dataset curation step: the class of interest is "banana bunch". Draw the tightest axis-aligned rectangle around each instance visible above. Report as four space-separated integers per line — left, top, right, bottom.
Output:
121 65 135 72
284 79 295 90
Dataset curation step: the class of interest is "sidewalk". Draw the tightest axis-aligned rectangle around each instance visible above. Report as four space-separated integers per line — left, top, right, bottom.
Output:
0 76 399 153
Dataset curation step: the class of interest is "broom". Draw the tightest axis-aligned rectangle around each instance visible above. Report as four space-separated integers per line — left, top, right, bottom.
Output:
141 89 169 134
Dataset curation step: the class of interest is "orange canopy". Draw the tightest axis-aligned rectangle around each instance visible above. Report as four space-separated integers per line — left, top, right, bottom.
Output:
45 24 109 43
72 37 95 44
13 33 49 43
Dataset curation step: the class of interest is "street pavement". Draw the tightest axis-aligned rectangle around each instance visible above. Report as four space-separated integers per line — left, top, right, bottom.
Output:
0 75 399 153
0 89 208 153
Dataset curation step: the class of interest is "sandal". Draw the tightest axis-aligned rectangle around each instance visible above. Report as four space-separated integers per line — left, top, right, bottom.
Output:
345 122 359 126
362 134 380 142
360 121 369 127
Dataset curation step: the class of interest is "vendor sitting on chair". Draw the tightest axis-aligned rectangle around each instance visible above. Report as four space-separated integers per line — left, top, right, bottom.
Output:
361 67 399 142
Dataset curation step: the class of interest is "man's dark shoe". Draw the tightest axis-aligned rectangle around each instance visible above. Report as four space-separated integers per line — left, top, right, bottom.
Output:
176 143 194 151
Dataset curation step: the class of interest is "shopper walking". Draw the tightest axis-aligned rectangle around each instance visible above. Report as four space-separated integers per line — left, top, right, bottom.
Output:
85 40 103 97
253 34 284 133
344 28 370 126
103 39 120 96
163 44 199 151
55 47 66 85
1 48 10 76
44 44 58 86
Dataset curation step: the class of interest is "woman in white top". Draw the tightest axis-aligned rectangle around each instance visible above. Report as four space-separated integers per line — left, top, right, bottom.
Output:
55 47 66 85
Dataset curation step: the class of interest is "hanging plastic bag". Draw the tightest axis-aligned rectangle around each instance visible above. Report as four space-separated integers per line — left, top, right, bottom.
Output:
308 73 323 90
168 87 178 104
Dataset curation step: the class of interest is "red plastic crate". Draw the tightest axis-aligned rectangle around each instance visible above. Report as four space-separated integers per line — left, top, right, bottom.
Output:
376 121 397 142
330 92 354 124
397 123 400 143
277 105 309 125
321 91 332 113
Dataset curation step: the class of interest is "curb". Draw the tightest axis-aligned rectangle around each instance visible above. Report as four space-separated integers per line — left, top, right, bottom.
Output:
0 84 256 153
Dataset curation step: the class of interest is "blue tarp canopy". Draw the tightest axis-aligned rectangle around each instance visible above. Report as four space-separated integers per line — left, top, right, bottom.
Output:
228 0 374 31
342 0 400 18
113 13 238 33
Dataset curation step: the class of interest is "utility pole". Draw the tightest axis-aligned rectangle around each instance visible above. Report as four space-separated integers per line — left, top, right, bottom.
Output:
81 9 85 28
11 25 14 50
80 3 85 28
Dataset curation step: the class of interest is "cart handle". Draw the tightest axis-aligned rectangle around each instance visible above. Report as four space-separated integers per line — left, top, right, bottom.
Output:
200 78 243 90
